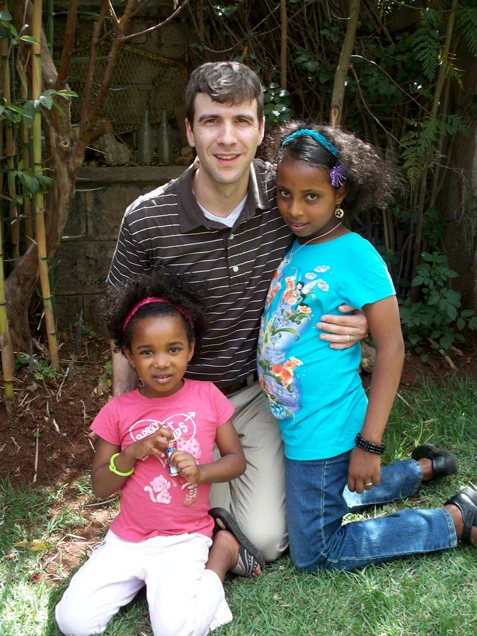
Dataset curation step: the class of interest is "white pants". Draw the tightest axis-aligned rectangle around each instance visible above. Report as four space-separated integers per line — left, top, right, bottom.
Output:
210 382 288 562
55 530 232 636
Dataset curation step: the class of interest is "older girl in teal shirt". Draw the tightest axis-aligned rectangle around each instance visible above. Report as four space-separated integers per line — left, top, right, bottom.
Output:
258 123 477 571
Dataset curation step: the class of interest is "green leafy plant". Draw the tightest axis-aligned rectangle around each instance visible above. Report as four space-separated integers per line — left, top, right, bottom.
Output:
262 82 293 129
399 252 477 352
15 352 57 380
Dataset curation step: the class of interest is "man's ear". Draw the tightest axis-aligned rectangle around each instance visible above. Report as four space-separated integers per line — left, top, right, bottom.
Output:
185 118 196 148
257 117 265 146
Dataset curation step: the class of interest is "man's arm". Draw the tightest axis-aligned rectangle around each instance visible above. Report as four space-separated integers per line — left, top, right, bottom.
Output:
316 304 368 350
111 342 139 396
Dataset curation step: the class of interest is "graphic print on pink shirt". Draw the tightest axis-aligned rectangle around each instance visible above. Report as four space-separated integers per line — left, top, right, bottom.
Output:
129 411 201 506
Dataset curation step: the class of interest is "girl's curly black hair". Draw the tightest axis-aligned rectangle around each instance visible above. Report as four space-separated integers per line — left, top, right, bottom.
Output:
264 120 400 216
103 267 208 362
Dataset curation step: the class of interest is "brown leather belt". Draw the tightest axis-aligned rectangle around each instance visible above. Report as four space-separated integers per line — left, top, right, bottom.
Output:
220 373 258 396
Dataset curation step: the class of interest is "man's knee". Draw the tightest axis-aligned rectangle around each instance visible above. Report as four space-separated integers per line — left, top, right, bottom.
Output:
248 522 288 562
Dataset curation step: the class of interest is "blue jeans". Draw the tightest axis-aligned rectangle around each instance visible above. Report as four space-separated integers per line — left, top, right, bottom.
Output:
285 454 457 572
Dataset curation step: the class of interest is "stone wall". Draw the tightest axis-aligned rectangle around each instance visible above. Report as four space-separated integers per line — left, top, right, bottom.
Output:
54 166 185 333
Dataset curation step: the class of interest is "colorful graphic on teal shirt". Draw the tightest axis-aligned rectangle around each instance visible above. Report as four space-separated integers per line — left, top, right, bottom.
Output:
258 258 331 420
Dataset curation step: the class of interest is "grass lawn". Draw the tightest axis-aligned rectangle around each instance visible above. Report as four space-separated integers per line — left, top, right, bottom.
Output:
1 376 476 636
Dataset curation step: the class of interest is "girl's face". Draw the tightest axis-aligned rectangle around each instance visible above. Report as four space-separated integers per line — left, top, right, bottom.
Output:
276 158 346 242
124 314 195 398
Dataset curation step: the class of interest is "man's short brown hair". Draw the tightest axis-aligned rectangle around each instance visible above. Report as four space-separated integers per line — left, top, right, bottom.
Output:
185 61 264 125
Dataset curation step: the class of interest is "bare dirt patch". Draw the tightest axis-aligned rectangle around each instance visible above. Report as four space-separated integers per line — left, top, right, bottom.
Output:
1 337 111 488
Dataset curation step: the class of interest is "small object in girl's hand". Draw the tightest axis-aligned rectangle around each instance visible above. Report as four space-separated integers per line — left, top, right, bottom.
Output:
167 440 178 476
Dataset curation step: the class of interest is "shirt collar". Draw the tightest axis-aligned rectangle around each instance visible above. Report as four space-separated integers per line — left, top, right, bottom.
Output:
177 159 272 233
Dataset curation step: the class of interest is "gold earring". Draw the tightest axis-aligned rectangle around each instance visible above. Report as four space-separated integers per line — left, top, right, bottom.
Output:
335 206 344 219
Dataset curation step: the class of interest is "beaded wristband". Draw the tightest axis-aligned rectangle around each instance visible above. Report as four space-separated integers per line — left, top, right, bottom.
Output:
355 433 386 455
109 453 135 477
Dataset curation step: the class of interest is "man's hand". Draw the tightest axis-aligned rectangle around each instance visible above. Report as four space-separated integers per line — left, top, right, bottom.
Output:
316 304 368 349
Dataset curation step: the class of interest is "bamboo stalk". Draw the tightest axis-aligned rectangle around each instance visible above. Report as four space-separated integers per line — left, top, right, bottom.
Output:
0 209 15 410
1 28 20 261
31 0 60 371
20 70 34 248
0 5 16 409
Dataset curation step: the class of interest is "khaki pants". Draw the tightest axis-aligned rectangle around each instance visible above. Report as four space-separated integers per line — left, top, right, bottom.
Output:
210 382 288 562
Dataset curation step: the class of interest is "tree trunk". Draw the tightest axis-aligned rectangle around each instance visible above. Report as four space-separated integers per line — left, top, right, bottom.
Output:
330 0 360 127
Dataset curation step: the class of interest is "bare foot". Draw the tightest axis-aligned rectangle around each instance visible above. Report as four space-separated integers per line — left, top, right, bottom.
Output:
206 530 262 581
445 504 477 545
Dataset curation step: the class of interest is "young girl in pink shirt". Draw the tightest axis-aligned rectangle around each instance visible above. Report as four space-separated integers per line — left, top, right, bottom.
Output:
56 268 263 636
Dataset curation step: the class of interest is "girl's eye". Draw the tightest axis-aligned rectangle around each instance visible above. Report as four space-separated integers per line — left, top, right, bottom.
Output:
307 193 318 201
141 349 153 356
170 347 181 354
278 189 290 198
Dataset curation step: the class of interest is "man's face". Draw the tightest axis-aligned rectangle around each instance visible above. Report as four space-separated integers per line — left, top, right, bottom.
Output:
185 93 265 190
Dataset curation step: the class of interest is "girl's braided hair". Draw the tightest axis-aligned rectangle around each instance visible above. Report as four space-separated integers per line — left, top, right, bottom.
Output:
265 121 400 216
103 267 208 362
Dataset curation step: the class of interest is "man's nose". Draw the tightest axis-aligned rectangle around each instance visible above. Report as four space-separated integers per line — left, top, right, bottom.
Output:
217 121 236 145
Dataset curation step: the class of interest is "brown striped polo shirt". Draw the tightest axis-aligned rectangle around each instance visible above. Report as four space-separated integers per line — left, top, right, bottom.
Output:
107 158 293 388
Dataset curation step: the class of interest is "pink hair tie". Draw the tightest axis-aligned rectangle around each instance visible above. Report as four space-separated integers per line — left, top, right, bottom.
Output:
122 296 193 333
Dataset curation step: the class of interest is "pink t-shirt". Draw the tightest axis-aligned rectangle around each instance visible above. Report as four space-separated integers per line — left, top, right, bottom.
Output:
91 379 235 542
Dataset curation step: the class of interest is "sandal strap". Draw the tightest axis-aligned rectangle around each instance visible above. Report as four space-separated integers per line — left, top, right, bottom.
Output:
209 507 265 576
230 545 262 577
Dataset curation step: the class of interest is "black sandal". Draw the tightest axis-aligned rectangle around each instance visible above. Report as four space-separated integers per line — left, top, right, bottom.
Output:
209 507 265 576
444 487 477 545
411 444 458 479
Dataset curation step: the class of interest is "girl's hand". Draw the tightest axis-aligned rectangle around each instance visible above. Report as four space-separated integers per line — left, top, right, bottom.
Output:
316 304 368 349
347 447 381 493
125 427 173 462
170 451 201 483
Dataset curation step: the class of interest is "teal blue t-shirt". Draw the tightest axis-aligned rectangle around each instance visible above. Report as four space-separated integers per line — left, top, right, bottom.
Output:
257 232 395 460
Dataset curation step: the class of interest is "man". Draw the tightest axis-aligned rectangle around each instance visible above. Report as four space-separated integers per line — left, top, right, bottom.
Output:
108 61 367 565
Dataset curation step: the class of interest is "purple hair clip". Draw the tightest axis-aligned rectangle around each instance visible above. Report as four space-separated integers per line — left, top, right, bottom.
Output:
329 162 347 188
